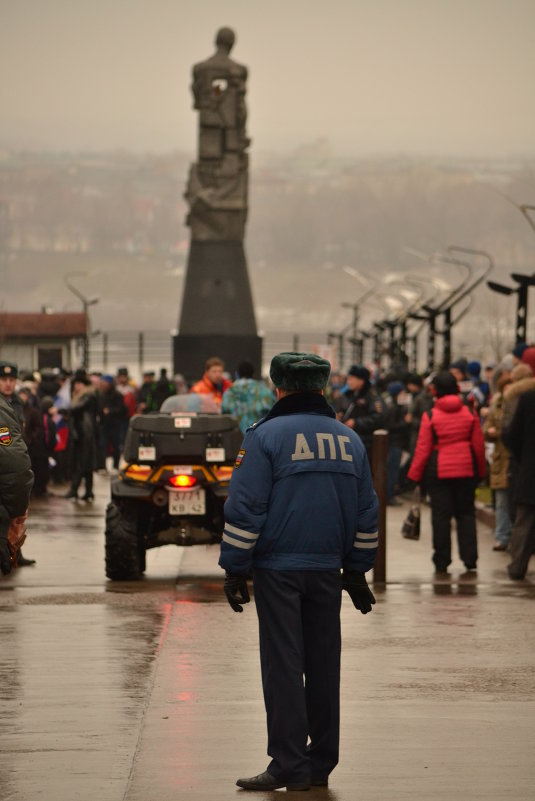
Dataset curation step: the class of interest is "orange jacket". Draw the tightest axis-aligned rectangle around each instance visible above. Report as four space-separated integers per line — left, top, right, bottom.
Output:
190 374 232 405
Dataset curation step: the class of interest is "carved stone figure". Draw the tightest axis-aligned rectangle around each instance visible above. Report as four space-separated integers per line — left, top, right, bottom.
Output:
174 28 262 382
185 27 250 241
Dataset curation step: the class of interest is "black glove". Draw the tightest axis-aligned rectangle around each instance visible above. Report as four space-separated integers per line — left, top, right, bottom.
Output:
0 538 12 576
342 571 376 614
224 572 250 613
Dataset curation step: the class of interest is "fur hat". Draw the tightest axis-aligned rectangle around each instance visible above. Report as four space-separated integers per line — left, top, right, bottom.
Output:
0 361 18 378
347 364 371 382
270 352 331 391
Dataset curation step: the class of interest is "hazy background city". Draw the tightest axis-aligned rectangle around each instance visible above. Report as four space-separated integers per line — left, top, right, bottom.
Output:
1 0 535 365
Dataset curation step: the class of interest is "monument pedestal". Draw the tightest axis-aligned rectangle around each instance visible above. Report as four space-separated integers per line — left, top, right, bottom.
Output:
173 333 262 383
173 240 262 382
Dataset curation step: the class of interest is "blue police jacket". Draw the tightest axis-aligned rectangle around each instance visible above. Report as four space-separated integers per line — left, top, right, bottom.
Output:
219 393 379 576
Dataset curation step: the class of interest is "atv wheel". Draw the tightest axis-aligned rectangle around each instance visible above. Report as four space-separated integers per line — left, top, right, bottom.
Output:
105 502 142 580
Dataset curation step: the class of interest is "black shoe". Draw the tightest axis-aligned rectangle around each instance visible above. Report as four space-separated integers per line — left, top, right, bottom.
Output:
81 494 94 502
311 777 329 786
493 543 507 551
387 498 403 506
508 569 525 580
63 490 78 499
18 554 36 566
236 770 309 791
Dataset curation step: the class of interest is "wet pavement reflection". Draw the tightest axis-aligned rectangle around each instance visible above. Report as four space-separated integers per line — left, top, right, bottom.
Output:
0 475 534 801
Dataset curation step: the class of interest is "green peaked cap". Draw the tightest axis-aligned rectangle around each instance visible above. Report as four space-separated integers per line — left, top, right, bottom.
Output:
270 352 331 391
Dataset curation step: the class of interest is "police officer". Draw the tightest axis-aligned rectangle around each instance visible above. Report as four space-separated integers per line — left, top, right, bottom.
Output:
0 385 34 576
219 352 379 791
0 361 36 566
337 365 385 461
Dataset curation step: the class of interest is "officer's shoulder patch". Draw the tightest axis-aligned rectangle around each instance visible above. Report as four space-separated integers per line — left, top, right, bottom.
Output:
0 427 12 446
234 449 246 468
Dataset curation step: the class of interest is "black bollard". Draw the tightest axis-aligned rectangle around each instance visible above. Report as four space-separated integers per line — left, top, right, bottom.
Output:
371 429 388 584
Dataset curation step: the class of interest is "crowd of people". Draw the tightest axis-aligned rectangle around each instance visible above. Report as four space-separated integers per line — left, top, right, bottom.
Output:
0 356 274 505
1 341 534 580
326 342 535 579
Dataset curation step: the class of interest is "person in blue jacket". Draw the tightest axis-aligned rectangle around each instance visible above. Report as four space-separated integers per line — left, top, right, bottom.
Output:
219 352 379 792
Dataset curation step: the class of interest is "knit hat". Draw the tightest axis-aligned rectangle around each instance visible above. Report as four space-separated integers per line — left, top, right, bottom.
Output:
512 342 528 360
0 361 18 378
101 374 115 384
347 364 371 382
520 346 535 374
466 360 481 378
387 381 404 397
432 371 459 398
270 352 331 391
499 354 514 372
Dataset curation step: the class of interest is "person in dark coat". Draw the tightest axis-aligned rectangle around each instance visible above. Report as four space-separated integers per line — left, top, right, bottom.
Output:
384 380 409 505
408 371 486 574
96 375 126 471
337 365 385 461
17 387 51 498
153 367 176 410
0 393 34 576
0 361 36 565
137 370 158 413
405 373 433 455
503 388 535 580
65 371 98 501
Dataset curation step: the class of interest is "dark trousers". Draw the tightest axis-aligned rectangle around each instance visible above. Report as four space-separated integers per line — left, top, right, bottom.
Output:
98 425 121 469
428 477 478 570
70 467 93 497
387 445 402 500
508 504 535 579
252 569 342 782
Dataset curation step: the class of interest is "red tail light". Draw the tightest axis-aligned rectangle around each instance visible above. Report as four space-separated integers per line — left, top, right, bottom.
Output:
169 474 198 489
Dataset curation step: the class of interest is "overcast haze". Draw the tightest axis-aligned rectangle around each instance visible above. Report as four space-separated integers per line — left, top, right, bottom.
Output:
2 0 534 157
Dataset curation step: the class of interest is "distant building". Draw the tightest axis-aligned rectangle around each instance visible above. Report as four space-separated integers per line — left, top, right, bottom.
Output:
0 312 87 371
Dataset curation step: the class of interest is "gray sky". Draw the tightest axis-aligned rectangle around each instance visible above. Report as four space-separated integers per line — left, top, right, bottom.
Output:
1 0 534 157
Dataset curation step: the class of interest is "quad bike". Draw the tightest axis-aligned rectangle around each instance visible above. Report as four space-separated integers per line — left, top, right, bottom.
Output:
105 398 243 580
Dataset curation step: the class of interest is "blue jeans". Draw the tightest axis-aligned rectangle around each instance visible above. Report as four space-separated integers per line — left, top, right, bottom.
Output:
494 488 512 546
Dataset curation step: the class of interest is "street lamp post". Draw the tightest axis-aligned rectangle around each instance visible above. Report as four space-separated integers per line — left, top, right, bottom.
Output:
64 275 99 369
487 273 535 343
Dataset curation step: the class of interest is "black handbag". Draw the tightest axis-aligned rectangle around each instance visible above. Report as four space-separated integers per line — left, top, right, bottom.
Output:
401 488 421 540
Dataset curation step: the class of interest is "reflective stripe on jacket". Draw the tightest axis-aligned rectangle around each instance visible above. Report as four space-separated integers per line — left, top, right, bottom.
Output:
219 393 378 576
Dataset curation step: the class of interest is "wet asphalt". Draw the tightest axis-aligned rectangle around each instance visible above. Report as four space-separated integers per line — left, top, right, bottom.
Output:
0 474 534 801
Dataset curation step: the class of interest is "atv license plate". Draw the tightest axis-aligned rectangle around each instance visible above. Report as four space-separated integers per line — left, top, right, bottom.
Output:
168 488 206 516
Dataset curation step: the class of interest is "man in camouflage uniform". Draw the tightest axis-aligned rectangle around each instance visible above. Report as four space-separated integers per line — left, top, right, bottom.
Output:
0 378 34 576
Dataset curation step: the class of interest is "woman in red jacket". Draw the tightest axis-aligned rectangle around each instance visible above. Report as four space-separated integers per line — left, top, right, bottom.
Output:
408 371 486 574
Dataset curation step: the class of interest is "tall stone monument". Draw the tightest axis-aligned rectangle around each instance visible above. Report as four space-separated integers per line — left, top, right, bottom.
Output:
173 27 262 381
